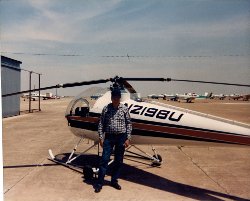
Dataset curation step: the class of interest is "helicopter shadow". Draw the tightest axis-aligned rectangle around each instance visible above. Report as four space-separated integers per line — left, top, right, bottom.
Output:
55 153 248 201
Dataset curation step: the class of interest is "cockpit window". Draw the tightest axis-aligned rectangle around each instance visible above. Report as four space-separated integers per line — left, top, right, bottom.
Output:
65 98 89 117
73 87 109 107
65 87 109 118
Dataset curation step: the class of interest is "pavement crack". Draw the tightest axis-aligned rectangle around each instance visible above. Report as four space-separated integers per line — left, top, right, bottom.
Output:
4 158 48 195
4 169 33 194
177 146 230 195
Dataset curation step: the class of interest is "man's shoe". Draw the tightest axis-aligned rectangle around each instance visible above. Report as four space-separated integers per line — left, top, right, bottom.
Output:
111 182 121 190
94 185 102 193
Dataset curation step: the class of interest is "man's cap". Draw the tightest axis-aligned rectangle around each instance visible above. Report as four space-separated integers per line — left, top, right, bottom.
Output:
111 89 121 97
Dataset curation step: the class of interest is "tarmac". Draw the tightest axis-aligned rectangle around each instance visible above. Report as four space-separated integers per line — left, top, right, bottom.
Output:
2 97 250 201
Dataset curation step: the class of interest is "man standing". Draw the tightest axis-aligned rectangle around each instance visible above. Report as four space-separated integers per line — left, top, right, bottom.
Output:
95 89 132 193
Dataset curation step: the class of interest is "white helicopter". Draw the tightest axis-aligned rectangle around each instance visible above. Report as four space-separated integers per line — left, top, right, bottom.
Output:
54 76 250 178
3 76 250 179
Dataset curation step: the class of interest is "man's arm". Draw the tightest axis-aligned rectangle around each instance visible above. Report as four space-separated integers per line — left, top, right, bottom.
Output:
98 106 107 141
125 108 132 141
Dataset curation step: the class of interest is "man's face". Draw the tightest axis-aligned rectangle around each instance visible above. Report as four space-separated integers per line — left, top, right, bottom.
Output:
111 96 121 107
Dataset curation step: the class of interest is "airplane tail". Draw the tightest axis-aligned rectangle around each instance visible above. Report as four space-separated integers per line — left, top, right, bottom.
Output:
207 92 213 98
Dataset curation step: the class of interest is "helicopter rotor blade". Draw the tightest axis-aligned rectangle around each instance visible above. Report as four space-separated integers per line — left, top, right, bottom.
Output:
2 78 110 97
122 77 250 87
171 79 250 87
62 79 110 88
123 78 170 82
120 80 137 94
2 76 249 98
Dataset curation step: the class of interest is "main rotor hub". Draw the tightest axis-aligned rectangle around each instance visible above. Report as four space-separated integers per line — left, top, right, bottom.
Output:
110 76 125 92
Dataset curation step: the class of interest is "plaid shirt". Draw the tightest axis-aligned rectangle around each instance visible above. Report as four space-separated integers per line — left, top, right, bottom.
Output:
98 103 132 140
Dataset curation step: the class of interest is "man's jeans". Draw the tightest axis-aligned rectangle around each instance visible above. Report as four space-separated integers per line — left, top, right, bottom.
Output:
97 133 127 186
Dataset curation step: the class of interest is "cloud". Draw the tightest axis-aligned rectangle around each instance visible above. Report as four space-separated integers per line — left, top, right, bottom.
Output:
1 0 250 96
164 14 250 39
1 0 249 53
1 0 122 43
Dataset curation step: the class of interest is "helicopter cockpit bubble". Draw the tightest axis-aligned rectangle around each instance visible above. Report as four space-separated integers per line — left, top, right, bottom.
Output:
65 87 108 117
65 98 90 117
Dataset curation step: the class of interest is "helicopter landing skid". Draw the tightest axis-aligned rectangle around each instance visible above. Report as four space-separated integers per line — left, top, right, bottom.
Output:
48 149 83 174
48 147 115 180
48 147 101 179
48 138 163 180
124 145 162 166
48 137 101 179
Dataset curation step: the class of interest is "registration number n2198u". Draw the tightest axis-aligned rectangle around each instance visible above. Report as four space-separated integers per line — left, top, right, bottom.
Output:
124 104 184 122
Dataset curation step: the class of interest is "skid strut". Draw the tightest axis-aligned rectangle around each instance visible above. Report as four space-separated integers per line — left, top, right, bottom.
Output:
48 137 100 176
49 139 163 179
66 137 83 164
67 141 98 164
125 145 162 166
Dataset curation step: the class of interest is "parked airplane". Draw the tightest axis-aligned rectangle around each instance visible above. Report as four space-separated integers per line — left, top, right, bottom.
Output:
242 94 250 101
228 94 250 101
22 92 60 101
175 93 197 103
162 94 176 101
147 94 163 99
210 94 227 100
228 94 242 100
43 93 61 100
196 92 213 99
149 92 212 102
22 92 45 101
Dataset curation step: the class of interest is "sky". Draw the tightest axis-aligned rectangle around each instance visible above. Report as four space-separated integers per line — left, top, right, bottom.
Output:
1 0 250 96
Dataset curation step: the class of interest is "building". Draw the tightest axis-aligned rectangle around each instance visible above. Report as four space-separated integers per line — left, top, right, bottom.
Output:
1 56 22 118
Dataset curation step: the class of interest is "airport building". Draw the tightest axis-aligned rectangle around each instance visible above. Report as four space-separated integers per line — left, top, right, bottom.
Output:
1 56 22 118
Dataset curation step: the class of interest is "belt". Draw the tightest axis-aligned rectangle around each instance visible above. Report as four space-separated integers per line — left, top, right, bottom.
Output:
106 132 124 135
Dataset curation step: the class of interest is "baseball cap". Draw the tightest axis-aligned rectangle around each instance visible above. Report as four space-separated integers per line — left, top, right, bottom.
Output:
111 89 121 98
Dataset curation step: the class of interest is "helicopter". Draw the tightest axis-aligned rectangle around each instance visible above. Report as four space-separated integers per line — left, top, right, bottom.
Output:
3 76 250 179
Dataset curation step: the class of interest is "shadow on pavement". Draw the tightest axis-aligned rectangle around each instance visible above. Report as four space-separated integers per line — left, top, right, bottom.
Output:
61 153 249 201
4 153 248 201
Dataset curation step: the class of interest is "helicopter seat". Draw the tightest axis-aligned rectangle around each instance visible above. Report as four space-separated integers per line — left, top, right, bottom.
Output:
75 107 80 116
75 107 89 117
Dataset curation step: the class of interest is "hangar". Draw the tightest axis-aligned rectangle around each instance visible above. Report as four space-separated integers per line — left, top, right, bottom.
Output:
1 56 22 118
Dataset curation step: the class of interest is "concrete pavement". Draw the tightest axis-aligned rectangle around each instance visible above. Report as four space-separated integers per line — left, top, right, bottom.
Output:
3 98 250 201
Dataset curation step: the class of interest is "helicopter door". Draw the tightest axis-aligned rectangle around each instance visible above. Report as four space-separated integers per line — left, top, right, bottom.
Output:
65 98 90 117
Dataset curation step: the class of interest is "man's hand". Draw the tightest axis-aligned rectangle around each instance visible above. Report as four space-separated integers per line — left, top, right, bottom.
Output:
99 139 104 148
124 139 130 148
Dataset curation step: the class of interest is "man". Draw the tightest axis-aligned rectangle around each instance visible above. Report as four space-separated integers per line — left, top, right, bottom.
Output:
95 89 132 193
